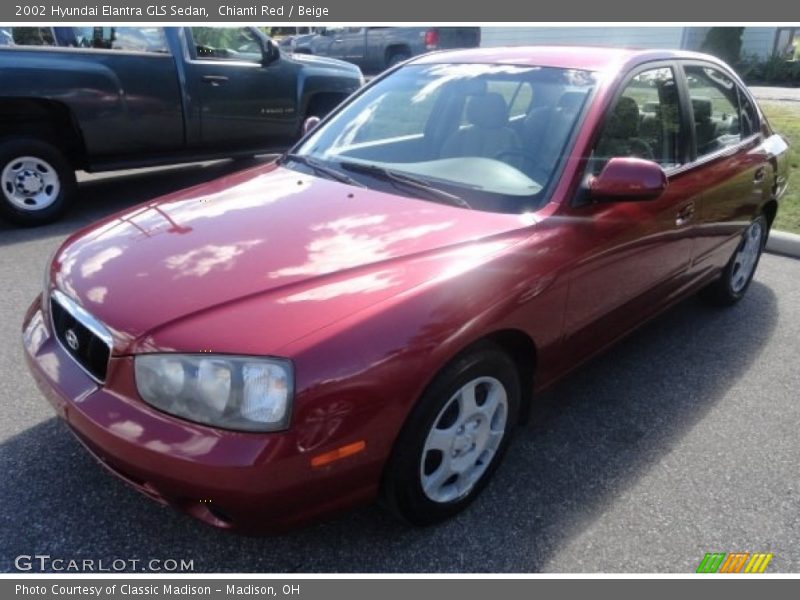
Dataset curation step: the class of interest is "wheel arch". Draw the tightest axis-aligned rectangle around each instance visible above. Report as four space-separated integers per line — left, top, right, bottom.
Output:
384 44 411 64
761 198 778 231
481 329 538 425
0 98 88 169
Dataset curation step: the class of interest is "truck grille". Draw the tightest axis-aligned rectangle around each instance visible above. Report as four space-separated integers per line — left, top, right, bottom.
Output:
50 290 113 383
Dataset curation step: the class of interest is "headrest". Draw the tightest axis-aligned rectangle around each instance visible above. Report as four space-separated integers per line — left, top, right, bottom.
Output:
466 92 510 129
604 96 640 139
692 97 712 122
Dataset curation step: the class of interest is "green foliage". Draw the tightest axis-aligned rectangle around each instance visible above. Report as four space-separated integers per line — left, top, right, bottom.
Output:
761 102 800 234
737 54 800 85
701 27 744 65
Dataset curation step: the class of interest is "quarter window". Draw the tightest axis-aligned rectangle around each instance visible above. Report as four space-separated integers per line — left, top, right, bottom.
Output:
737 87 760 138
683 65 742 157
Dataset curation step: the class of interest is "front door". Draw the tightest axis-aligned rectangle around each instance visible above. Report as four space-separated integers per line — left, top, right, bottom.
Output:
184 27 299 151
558 64 697 365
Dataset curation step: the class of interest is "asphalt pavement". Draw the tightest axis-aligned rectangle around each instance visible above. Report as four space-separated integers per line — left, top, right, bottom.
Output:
0 162 798 573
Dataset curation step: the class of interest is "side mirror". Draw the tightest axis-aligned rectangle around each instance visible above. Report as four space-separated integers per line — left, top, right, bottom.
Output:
302 116 321 136
589 157 668 201
260 38 280 65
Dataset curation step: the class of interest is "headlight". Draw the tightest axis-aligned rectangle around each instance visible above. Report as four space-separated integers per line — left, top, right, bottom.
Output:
134 354 293 432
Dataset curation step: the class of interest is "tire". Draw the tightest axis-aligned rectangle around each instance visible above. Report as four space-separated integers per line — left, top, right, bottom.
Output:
0 137 76 226
381 343 521 525
700 215 767 306
386 49 411 69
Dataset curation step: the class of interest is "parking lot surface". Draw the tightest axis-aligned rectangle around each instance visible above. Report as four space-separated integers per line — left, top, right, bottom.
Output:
1 163 798 573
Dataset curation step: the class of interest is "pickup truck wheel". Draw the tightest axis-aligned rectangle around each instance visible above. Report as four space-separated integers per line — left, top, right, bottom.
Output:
381 343 520 525
0 138 76 226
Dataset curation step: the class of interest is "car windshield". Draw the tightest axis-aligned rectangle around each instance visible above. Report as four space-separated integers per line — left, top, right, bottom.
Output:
292 63 598 213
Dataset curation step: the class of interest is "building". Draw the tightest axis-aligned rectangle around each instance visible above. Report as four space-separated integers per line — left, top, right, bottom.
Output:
480 27 799 60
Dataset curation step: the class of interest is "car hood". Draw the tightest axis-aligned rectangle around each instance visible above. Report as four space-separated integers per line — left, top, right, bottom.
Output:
286 51 363 77
51 163 531 355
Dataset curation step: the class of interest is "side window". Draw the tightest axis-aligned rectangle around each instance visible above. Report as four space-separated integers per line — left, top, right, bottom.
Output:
684 65 742 157
593 67 682 172
190 27 262 62
737 87 760 138
6 27 56 46
57 27 169 53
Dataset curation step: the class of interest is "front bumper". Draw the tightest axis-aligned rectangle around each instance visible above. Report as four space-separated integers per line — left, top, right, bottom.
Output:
21 295 379 532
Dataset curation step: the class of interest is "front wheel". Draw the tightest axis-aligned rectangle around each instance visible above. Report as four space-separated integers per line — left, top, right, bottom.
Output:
0 137 76 226
381 343 520 525
700 215 767 306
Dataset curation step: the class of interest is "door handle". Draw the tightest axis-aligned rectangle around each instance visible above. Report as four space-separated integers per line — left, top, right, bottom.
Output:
753 167 766 184
201 75 229 86
676 202 695 226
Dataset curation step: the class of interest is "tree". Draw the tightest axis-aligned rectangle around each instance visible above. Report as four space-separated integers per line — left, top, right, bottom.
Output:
700 27 745 65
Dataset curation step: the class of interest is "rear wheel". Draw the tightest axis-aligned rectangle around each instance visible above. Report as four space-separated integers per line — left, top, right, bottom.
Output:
381 343 520 525
386 49 411 68
0 137 76 226
700 215 767 306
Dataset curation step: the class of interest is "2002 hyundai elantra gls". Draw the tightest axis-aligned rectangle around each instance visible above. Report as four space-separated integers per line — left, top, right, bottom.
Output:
23 47 789 531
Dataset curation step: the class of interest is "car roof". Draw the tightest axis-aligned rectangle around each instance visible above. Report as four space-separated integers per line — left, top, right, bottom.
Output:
410 46 723 73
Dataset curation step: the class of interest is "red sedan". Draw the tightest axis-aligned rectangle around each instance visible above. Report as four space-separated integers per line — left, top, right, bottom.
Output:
22 47 789 531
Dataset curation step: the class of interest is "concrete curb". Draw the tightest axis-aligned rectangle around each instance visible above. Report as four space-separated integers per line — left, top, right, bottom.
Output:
766 230 800 259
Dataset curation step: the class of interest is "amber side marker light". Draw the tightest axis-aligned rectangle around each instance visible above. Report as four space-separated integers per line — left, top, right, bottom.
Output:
310 440 366 468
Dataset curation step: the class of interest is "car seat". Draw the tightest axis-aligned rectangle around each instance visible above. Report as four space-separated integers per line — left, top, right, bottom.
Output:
441 92 522 161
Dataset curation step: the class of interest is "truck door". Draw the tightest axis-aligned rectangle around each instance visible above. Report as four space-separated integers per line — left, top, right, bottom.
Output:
49 26 184 157
339 27 368 68
184 27 299 151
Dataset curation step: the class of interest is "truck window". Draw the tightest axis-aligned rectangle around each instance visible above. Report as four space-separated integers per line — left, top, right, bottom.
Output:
52 27 169 53
190 27 263 62
7 27 56 46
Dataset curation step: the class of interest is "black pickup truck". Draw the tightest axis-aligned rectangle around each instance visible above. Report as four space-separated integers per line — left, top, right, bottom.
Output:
0 26 363 225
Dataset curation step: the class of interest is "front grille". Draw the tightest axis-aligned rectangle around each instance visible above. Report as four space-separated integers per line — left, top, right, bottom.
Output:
50 290 112 382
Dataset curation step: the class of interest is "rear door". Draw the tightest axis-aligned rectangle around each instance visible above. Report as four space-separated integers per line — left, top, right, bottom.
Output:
678 62 773 278
183 27 298 151
14 26 184 158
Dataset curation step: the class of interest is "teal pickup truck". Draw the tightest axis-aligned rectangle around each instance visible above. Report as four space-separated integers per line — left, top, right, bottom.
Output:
0 26 363 225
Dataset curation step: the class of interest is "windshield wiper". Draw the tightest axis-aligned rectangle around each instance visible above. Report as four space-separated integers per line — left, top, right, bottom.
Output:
283 153 366 188
338 161 471 209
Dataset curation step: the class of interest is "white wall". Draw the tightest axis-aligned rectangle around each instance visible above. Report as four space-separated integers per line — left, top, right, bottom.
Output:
481 27 779 59
741 27 778 59
480 27 686 50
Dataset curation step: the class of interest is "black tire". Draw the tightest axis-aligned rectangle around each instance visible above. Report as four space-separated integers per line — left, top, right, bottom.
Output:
700 215 767 306
0 137 76 226
381 342 521 525
386 49 411 69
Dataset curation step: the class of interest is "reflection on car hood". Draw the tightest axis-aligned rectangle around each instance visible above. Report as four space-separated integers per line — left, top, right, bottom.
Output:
52 163 530 355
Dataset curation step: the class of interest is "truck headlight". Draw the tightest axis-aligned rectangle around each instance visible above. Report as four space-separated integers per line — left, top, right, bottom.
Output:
134 354 293 432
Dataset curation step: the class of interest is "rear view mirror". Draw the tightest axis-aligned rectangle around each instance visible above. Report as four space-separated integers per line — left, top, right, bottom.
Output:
302 116 321 136
589 157 668 201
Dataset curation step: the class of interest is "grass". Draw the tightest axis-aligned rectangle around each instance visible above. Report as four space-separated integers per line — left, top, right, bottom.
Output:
761 102 800 234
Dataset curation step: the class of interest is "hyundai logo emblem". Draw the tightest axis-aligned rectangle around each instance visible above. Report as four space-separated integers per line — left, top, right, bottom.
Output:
65 329 79 351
